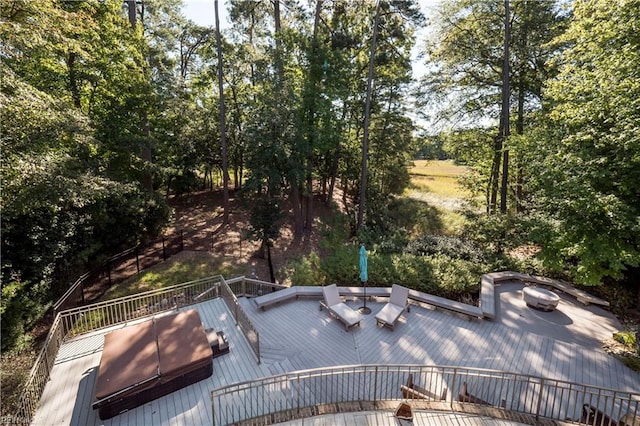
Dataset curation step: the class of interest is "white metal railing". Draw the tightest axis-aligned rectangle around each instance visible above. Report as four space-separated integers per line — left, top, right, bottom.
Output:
210 364 640 426
220 277 261 363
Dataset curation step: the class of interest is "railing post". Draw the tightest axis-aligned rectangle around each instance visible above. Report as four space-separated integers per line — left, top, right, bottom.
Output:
536 378 544 422
256 332 260 364
162 237 166 260
373 366 378 403
297 373 301 414
135 248 140 273
452 368 457 409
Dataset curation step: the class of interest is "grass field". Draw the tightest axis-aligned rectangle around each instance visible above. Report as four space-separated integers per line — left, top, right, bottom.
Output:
406 159 472 235
408 159 470 197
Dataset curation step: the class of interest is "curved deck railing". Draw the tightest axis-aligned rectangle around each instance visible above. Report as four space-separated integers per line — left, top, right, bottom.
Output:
210 364 640 426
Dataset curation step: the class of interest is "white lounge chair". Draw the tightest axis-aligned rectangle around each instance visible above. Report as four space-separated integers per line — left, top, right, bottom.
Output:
375 284 410 329
319 284 362 330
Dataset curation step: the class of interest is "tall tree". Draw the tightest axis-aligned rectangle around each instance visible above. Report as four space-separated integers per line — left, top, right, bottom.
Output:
215 0 230 224
419 0 565 212
357 0 381 232
499 0 510 213
531 0 640 291
0 0 170 350
126 0 153 191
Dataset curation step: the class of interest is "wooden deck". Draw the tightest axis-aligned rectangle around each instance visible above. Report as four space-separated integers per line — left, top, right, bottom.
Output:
33 285 639 425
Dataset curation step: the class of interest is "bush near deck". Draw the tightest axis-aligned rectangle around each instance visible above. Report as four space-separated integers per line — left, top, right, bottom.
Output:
320 245 485 301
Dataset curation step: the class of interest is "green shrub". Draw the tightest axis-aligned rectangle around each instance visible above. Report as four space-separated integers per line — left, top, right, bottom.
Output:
1 168 171 351
282 252 327 286
321 245 360 284
0 279 50 352
405 234 487 263
424 254 481 298
613 331 637 348
320 244 481 301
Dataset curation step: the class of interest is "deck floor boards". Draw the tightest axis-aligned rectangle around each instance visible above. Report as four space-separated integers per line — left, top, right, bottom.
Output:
32 284 639 425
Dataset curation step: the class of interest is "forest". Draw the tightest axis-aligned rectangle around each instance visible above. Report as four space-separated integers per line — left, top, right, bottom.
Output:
1 0 639 356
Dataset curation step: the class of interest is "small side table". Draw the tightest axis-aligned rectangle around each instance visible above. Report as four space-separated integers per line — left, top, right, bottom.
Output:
205 328 230 358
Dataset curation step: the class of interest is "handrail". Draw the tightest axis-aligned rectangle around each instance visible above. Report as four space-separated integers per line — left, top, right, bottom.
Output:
14 314 66 424
210 364 640 426
59 275 225 337
220 277 261 363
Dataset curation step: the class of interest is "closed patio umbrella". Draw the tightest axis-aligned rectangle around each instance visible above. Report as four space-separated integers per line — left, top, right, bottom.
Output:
359 245 371 314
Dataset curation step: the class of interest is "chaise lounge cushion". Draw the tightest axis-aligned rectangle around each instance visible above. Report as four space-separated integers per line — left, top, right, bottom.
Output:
328 302 362 328
375 284 409 329
376 303 404 326
322 284 362 330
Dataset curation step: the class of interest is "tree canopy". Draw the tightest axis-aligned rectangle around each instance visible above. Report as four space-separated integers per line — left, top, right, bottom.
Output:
529 0 640 285
2 0 639 351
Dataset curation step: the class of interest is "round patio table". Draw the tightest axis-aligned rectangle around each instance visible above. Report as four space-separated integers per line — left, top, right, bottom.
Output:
523 286 560 311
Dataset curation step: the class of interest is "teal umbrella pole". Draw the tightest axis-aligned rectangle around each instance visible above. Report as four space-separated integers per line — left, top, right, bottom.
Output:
359 245 371 314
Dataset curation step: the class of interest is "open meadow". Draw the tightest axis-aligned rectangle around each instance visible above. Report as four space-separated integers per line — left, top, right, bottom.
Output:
407 159 473 234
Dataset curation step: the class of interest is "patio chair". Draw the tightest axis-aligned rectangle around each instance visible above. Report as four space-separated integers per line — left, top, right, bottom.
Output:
375 284 410 329
319 284 363 330
401 373 447 401
458 381 490 405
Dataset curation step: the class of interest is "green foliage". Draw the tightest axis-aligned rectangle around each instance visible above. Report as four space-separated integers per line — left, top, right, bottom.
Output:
462 213 529 255
419 0 565 128
414 134 448 160
613 331 637 348
320 244 481 300
247 198 283 245
0 5 172 351
1 157 170 350
281 252 327 287
530 0 640 285
0 279 49 351
405 234 487 263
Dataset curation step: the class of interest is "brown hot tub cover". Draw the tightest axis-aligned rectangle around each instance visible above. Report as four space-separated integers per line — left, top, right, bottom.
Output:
93 309 213 419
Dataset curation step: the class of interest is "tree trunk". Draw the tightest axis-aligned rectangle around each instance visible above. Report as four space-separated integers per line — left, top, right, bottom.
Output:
305 175 313 238
267 244 276 283
302 0 323 238
499 0 510 214
291 185 304 239
215 0 230 225
489 134 502 214
127 0 136 27
327 145 340 205
67 52 81 108
515 0 527 213
273 0 284 88
357 1 380 231
126 0 153 192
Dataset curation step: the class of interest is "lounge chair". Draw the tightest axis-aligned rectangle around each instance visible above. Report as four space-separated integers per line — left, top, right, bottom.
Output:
319 284 363 330
401 373 447 401
458 381 490 405
375 284 410 329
